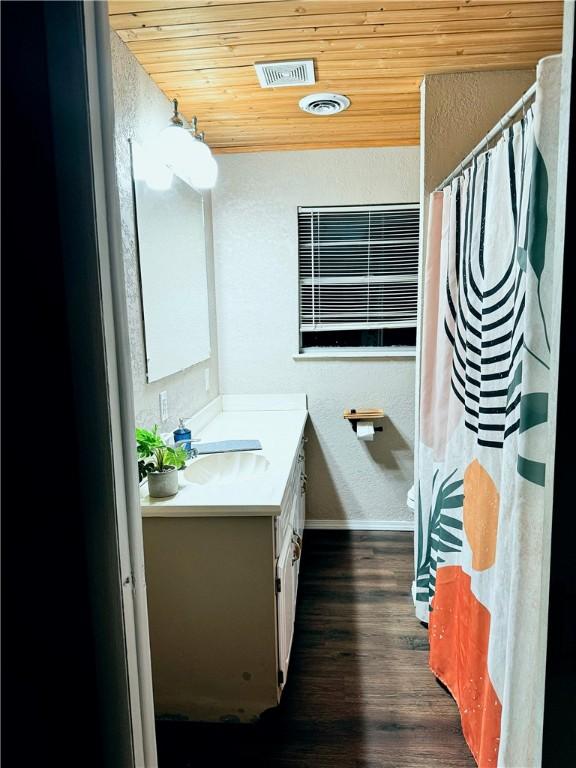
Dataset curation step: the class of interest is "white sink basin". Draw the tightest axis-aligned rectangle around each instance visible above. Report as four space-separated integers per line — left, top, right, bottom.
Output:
184 452 270 486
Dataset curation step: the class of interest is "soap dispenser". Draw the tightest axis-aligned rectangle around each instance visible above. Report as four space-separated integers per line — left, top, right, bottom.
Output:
173 418 192 457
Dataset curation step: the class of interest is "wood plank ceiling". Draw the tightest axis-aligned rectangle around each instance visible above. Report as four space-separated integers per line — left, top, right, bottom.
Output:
109 0 564 153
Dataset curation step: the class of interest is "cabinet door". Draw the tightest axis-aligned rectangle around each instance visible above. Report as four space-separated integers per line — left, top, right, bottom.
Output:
276 518 298 689
275 453 301 554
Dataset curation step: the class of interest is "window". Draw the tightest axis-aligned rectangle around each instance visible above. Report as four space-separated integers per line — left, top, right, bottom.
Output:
297 204 420 353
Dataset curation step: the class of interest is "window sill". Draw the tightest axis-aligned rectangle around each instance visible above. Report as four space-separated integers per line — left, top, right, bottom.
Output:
293 348 416 360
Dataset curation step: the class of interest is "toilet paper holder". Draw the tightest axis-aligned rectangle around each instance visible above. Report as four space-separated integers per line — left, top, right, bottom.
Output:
343 408 384 433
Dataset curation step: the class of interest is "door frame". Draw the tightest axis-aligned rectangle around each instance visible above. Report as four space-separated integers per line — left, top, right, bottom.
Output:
41 1 158 764
80 2 159 764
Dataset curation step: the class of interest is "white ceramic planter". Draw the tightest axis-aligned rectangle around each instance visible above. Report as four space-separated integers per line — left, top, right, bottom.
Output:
147 467 179 498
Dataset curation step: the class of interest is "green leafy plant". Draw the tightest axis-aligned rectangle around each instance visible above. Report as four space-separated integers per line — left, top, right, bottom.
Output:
136 425 187 481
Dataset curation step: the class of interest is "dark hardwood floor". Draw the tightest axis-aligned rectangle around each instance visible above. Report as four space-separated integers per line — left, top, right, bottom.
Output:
156 531 475 768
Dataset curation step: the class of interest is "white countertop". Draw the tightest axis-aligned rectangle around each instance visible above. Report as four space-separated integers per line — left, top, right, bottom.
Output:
140 399 307 518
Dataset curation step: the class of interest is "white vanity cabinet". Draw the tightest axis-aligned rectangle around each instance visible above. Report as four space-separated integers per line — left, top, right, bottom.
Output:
142 427 306 724
275 439 306 688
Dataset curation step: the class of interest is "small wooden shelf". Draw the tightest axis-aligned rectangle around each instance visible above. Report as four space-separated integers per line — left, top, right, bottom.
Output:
343 408 384 421
344 408 384 421
344 409 384 434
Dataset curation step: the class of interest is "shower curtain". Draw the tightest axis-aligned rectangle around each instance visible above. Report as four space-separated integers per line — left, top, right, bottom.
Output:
415 57 561 767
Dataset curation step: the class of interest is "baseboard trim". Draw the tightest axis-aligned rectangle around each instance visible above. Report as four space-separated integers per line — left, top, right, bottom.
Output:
305 520 414 532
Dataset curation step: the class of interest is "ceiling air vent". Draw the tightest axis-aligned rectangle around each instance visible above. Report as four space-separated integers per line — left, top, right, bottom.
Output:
299 93 351 116
254 60 315 88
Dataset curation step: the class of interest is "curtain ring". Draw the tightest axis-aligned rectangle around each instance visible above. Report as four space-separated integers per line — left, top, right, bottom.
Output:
521 92 526 118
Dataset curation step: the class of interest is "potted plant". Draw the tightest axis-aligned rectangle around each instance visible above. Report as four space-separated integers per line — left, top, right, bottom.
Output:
136 425 188 498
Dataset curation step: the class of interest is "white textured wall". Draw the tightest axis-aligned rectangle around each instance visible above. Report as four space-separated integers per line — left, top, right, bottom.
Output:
212 148 419 523
422 69 536 196
110 32 219 432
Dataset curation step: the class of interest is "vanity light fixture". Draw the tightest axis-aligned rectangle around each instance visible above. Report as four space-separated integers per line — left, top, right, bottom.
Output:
155 99 218 190
132 141 173 191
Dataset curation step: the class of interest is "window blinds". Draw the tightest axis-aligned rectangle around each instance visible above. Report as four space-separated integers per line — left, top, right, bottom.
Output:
298 204 419 332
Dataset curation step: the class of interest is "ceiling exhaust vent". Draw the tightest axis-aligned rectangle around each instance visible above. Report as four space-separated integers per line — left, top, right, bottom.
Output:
254 60 315 88
299 93 351 116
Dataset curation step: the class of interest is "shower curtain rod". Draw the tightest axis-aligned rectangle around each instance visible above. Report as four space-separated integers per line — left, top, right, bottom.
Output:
434 81 537 192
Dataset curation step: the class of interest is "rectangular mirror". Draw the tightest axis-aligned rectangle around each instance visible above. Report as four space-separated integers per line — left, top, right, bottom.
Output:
130 140 211 383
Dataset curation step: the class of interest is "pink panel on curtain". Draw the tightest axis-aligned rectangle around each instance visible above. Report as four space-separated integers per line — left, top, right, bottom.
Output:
420 190 463 461
420 192 443 454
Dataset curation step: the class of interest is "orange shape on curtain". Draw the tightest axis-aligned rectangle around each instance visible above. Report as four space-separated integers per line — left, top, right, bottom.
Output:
429 566 502 767
463 459 500 571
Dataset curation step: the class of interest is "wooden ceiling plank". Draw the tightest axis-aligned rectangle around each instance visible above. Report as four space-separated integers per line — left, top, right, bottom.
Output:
113 0 564 28
115 3 564 42
206 133 420 143
173 98 422 113
177 99 422 114
213 139 420 152
168 77 423 97
210 135 421 146
206 113 421 124
109 1 289 14
174 95 421 109
209 137 421 148
169 85 425 103
149 51 553 88
185 95 420 105
204 118 418 128
138 32 561 73
146 45 554 74
135 27 561 65
208 133 420 140
206 123 420 129
125 14 563 54
183 110 420 121
183 98 422 112
203 117 422 130
207 133 420 142
110 1 556 29
178 88 422 99
195 112 420 122
194 111 419 122
110 0 551 15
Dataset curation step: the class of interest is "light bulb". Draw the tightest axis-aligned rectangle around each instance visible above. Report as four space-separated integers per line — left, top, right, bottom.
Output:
154 124 196 171
187 139 217 189
153 118 218 190
192 151 218 190
171 138 218 190
145 157 173 191
132 142 173 190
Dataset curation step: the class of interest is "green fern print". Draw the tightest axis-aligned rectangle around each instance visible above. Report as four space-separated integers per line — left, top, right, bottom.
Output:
416 469 464 605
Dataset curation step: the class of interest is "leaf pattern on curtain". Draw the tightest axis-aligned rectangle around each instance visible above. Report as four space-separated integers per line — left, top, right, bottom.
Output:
415 471 463 605
445 124 532 452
